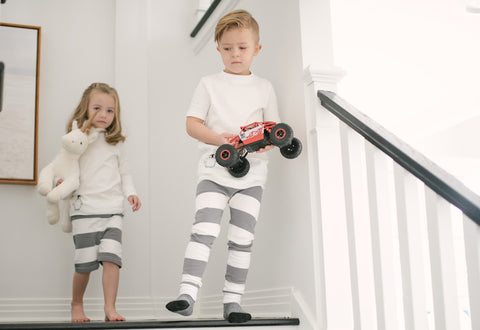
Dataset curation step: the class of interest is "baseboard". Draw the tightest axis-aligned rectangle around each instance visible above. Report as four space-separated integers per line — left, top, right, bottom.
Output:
290 289 317 330
195 287 294 319
0 297 165 322
0 287 312 325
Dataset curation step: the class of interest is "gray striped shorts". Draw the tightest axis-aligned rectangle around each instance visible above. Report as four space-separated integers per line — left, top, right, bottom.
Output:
71 214 123 273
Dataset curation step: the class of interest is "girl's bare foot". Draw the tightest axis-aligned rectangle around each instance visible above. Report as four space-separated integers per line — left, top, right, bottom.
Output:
104 309 126 322
71 302 90 323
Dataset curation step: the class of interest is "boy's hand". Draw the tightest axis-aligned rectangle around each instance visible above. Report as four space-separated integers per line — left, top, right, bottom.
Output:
128 195 142 212
220 132 236 145
219 132 244 150
256 145 274 153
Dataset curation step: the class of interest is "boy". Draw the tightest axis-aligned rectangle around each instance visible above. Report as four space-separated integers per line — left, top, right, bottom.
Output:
166 9 280 323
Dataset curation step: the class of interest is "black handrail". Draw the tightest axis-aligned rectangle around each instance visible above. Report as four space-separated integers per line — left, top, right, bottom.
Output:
318 90 480 225
0 61 4 112
190 0 222 38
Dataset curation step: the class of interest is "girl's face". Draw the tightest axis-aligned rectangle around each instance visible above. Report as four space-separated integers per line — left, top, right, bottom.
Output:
87 92 115 129
217 27 261 75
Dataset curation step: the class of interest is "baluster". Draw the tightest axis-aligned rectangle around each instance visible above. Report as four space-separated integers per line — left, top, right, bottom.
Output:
343 129 377 329
424 188 461 330
365 143 402 329
393 165 429 329
314 109 354 329
339 122 362 329
464 214 480 330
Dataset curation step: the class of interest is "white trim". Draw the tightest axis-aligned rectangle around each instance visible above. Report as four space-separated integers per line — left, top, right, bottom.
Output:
290 289 317 330
191 0 240 54
0 287 312 324
466 0 480 13
302 65 345 92
197 287 293 319
0 296 161 322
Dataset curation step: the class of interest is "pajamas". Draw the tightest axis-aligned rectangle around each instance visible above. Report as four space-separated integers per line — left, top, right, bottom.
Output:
180 180 263 304
71 214 123 273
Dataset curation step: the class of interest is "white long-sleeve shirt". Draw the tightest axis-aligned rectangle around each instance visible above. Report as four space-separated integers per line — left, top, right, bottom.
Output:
187 71 280 189
70 129 137 216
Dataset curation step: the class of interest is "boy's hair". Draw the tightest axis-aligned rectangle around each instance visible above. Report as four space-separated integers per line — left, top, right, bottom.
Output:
66 82 125 145
214 9 259 44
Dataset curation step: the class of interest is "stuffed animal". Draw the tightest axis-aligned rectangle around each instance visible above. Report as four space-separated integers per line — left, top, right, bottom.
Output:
37 120 98 232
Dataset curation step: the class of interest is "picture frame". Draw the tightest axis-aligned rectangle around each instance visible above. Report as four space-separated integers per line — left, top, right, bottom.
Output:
0 23 41 184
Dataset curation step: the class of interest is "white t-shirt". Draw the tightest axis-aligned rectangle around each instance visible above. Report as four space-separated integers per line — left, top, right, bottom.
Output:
70 129 137 216
187 71 280 189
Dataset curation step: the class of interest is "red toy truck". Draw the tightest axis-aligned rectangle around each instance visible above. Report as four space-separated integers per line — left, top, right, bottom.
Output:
215 122 302 177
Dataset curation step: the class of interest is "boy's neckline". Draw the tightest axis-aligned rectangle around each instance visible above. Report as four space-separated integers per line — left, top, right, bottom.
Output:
221 70 254 79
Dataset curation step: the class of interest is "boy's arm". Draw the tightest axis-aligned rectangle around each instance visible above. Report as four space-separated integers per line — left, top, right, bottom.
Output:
186 116 236 146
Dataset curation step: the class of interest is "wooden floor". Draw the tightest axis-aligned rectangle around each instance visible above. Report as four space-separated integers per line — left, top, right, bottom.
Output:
0 318 300 329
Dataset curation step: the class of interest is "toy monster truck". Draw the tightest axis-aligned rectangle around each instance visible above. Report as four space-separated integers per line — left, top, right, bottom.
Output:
215 122 302 178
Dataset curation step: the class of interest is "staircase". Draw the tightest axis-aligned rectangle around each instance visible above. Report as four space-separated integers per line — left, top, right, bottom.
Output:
308 90 480 329
0 318 299 330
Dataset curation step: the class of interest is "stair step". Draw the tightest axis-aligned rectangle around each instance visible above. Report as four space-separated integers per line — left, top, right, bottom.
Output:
0 318 300 329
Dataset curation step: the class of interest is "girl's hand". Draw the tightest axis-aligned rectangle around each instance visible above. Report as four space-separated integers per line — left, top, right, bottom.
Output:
128 195 141 212
56 179 63 186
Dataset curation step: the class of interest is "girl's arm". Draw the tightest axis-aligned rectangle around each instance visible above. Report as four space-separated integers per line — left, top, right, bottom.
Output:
186 116 236 146
128 195 141 212
118 143 138 203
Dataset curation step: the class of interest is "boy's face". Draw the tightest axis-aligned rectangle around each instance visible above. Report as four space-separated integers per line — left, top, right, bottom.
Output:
217 27 261 75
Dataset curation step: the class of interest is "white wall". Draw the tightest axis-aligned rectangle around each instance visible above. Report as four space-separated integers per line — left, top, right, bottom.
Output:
0 0 117 301
330 0 480 194
0 0 317 323
331 0 480 143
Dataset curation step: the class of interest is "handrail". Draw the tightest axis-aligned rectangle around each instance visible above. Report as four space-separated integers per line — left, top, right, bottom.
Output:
318 90 480 225
190 0 222 38
0 61 4 112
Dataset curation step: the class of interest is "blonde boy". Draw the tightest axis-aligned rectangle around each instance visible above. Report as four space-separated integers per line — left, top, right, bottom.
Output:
166 10 280 323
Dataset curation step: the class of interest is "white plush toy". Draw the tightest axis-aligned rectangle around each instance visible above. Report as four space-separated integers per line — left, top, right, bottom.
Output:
37 120 98 232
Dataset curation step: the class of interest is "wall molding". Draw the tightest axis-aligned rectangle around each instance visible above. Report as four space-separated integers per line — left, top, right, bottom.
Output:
0 287 307 323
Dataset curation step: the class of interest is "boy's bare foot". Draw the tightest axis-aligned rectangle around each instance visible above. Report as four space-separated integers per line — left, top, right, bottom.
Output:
71 302 90 323
104 309 126 322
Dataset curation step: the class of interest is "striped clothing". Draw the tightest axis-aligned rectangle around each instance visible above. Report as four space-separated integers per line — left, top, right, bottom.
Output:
179 180 262 304
68 131 136 273
72 214 123 273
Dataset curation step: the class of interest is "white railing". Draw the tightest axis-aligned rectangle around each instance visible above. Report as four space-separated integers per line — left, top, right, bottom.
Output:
309 90 480 330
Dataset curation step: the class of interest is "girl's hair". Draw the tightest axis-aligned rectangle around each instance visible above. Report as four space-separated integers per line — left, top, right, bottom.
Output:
214 9 259 44
66 82 125 145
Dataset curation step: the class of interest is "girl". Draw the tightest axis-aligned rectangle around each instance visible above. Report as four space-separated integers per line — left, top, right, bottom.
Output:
62 82 141 322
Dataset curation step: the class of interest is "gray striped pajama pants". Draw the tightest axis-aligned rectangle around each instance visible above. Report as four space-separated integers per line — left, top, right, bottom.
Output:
71 214 123 273
179 180 263 304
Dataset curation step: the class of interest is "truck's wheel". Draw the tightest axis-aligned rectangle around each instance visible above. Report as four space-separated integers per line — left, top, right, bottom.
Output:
280 137 302 159
215 144 239 167
271 123 293 147
228 158 250 178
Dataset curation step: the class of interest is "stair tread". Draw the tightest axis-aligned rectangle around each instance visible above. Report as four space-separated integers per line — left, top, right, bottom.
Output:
0 317 300 329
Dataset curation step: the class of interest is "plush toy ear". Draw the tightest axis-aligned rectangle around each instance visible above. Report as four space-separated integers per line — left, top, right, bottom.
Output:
72 120 79 130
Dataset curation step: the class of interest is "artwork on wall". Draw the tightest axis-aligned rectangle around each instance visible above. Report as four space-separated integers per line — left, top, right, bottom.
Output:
0 23 41 184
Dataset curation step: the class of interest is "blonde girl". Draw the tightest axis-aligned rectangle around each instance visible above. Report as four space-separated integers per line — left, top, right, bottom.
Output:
63 82 141 322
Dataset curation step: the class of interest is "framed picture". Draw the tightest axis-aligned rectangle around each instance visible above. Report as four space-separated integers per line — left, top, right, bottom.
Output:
0 23 41 184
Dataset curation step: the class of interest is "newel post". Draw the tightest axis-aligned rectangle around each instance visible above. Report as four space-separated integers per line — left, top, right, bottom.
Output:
299 0 355 327
303 65 353 329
